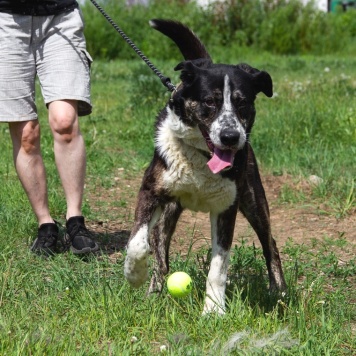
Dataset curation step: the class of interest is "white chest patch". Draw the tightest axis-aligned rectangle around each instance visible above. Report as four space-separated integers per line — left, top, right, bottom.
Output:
156 108 237 213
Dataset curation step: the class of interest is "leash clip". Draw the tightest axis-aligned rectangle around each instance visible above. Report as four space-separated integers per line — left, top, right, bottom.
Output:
160 76 176 92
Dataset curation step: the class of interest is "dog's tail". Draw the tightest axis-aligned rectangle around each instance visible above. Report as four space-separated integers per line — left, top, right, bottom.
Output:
149 19 212 61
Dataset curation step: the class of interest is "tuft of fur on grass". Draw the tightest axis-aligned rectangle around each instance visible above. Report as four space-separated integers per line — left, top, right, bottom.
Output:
221 331 248 353
222 328 298 353
251 328 299 349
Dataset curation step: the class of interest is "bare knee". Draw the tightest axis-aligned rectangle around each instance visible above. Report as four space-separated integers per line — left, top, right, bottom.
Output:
9 120 41 155
51 113 78 143
49 100 80 144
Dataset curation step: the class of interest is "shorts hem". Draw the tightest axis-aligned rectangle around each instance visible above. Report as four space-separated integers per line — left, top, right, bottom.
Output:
0 114 38 123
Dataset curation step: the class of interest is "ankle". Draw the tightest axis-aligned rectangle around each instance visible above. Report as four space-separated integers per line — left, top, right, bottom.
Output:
66 216 85 228
38 218 56 227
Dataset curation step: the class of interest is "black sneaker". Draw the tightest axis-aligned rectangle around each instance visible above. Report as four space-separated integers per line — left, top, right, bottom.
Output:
31 223 59 256
65 216 99 255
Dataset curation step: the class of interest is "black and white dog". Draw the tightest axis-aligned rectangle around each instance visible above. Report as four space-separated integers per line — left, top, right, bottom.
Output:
124 19 286 314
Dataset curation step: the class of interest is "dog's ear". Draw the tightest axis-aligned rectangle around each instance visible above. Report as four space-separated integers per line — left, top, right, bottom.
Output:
174 59 212 85
252 71 273 98
174 61 196 85
237 63 273 98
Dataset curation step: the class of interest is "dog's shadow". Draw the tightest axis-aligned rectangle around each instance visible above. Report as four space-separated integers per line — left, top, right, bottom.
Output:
92 229 130 256
52 219 131 257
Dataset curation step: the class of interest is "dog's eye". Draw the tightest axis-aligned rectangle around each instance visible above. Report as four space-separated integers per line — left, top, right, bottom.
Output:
204 98 215 108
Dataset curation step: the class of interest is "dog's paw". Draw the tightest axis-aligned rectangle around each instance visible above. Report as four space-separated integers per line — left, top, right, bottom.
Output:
124 244 150 288
269 277 288 295
124 255 149 288
124 230 151 288
146 272 164 295
202 296 226 316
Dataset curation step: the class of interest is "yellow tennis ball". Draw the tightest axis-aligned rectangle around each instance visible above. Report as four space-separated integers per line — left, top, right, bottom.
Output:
167 271 192 298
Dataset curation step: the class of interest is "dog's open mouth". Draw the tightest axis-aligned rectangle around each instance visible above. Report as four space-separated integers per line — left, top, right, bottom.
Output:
200 127 235 174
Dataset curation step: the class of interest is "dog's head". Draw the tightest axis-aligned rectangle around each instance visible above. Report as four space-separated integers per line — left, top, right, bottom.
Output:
170 59 273 173
150 19 273 174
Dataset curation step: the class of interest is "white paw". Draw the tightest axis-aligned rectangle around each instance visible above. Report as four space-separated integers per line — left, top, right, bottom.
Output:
124 228 150 288
202 296 225 315
124 254 149 288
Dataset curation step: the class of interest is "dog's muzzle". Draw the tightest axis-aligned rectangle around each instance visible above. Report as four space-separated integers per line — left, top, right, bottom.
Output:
199 127 237 174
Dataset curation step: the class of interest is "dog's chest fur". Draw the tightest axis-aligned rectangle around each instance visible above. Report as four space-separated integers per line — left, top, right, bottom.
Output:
156 107 237 213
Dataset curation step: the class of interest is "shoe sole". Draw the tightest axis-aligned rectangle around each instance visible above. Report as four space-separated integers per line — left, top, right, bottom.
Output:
69 242 100 255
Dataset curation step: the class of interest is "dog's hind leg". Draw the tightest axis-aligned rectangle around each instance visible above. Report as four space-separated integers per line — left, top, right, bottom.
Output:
148 201 183 295
124 192 162 289
203 204 238 315
239 150 287 293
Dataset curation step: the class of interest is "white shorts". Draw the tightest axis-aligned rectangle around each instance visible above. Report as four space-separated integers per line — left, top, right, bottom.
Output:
0 8 92 122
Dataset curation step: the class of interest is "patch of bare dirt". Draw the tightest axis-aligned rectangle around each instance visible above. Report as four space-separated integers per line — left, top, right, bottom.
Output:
86 170 355 262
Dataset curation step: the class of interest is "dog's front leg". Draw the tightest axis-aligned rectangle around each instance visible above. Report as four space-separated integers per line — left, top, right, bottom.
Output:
240 148 287 292
124 190 162 289
148 201 183 295
203 205 237 315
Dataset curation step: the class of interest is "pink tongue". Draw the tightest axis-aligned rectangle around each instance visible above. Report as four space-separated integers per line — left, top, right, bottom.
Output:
207 148 234 174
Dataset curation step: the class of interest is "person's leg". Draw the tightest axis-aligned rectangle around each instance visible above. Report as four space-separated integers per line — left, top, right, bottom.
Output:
9 120 53 226
48 99 98 254
48 99 85 220
34 10 97 254
9 119 59 256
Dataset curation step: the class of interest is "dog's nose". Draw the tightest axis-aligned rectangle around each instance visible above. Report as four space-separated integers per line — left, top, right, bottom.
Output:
220 129 240 146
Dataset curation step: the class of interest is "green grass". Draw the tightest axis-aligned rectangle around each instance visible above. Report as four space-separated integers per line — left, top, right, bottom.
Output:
0 52 355 354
